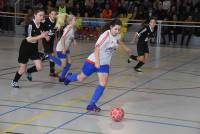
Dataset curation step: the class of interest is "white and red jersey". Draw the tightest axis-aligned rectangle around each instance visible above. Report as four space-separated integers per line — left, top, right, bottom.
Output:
56 25 74 51
87 30 121 65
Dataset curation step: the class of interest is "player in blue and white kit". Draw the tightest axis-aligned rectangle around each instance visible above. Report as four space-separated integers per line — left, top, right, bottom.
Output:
48 15 77 82
64 19 132 112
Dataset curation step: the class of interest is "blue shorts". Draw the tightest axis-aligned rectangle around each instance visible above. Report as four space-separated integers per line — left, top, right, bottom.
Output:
82 60 110 77
57 51 70 59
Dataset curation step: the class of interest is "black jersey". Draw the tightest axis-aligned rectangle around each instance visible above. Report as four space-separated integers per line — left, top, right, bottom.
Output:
26 20 42 45
41 17 56 37
137 25 154 44
18 20 43 64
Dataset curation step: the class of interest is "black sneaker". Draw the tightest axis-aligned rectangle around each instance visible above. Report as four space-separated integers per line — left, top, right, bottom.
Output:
27 72 32 81
134 67 142 72
11 80 19 88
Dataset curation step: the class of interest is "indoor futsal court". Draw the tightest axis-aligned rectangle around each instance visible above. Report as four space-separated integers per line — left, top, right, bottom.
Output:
0 35 200 134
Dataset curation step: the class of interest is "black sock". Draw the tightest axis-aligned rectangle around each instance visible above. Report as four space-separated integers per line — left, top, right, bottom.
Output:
129 55 137 61
27 66 37 73
13 72 22 82
50 61 55 73
135 61 144 69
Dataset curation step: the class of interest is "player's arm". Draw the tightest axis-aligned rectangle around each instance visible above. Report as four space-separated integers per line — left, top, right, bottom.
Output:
26 32 49 43
130 27 147 44
130 32 139 44
119 40 132 55
26 24 49 43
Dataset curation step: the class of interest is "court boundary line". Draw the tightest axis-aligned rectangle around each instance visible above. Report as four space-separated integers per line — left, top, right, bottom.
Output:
45 56 200 133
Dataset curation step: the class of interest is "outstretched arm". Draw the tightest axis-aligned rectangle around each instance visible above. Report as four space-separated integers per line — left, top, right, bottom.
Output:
119 40 132 55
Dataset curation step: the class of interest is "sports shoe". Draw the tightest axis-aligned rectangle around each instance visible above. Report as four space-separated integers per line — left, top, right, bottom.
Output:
128 55 137 63
134 67 142 72
63 72 72 85
26 72 32 81
86 104 101 112
11 80 19 88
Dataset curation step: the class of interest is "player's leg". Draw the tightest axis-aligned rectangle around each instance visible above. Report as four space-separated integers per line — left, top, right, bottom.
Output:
87 65 109 112
26 59 43 81
59 54 71 81
11 63 27 88
64 60 95 85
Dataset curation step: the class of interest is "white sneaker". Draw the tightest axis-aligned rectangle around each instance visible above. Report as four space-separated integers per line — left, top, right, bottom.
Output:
11 80 19 88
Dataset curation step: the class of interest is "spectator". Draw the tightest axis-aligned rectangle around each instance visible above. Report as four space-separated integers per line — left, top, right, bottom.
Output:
181 16 194 47
153 0 161 10
135 6 145 20
102 4 112 18
162 0 171 11
72 3 81 16
110 0 119 17
2 1 14 32
93 2 102 18
161 17 169 45
168 5 177 19
118 0 128 17
192 7 200 22
46 0 54 14
168 14 178 45
153 2 167 20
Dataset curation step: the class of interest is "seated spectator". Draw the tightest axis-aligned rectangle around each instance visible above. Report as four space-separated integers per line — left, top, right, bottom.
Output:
153 2 167 20
102 4 112 18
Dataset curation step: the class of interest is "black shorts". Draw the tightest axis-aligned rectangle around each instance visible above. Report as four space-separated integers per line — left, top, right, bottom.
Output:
137 42 149 56
42 37 54 54
18 39 40 64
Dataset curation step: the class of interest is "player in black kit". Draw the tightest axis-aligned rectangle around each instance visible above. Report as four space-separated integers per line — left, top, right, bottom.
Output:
128 18 156 72
11 8 50 88
41 9 58 77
